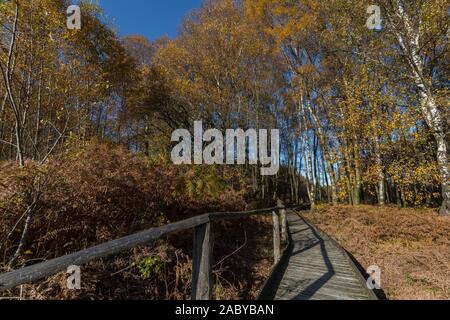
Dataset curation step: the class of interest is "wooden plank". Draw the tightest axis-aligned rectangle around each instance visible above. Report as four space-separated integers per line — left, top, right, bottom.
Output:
276 284 368 299
272 211 281 264
277 276 366 292
287 260 355 270
208 206 280 221
281 272 363 285
191 222 213 300
288 291 365 300
277 199 287 243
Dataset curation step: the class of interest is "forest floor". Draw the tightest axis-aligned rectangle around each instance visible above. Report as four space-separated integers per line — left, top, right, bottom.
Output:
304 205 450 300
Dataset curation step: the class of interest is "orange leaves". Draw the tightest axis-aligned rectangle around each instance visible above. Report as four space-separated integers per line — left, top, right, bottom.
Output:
247 0 321 44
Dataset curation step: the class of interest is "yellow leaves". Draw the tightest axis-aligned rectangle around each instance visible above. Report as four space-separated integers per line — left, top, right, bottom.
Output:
252 0 321 44
388 158 440 189
421 0 449 33
363 163 383 185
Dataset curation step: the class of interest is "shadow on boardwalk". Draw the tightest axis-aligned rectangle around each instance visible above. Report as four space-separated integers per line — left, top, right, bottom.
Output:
291 219 335 299
259 211 378 300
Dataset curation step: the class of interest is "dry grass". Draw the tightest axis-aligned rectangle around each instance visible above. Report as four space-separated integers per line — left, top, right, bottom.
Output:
305 205 450 300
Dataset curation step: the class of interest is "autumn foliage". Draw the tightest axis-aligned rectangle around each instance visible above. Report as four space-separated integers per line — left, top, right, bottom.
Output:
0 0 448 300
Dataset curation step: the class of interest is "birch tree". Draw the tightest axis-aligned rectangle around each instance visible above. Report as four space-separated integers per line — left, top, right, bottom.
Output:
382 0 449 214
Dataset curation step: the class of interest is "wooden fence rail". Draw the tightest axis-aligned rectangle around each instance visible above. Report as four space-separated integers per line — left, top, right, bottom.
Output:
0 203 310 300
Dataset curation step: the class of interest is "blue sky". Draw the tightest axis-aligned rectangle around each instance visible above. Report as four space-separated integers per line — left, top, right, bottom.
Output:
98 0 203 40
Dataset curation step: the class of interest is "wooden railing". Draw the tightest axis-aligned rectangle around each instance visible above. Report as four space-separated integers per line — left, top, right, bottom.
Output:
0 202 309 300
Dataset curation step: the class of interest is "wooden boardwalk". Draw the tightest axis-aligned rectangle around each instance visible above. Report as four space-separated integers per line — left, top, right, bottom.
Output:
260 211 377 300
0 205 378 300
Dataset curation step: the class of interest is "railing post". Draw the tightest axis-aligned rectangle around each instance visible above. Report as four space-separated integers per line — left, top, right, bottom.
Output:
192 221 213 300
277 199 287 243
272 210 281 264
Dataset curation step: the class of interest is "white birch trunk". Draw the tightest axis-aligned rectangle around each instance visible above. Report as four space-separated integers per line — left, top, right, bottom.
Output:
393 0 449 214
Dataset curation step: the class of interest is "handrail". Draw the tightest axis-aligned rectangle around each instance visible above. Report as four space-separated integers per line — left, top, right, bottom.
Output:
0 203 309 298
0 214 210 293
